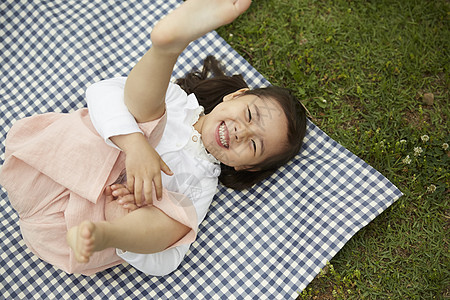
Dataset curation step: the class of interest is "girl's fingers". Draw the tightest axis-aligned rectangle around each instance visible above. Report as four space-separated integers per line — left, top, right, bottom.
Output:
111 183 127 191
143 180 153 205
123 203 138 211
161 160 173 176
134 180 143 206
154 175 163 201
117 194 135 204
112 186 132 197
104 186 113 202
127 176 135 193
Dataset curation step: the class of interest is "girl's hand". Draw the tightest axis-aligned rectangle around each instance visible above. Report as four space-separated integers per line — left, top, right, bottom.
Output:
110 133 173 206
125 141 172 206
110 184 140 211
104 184 138 211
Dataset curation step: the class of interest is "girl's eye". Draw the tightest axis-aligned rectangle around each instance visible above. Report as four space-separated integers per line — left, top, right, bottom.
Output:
247 107 252 122
251 139 256 153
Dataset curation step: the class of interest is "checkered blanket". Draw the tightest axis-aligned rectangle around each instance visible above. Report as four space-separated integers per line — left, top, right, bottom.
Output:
0 0 402 298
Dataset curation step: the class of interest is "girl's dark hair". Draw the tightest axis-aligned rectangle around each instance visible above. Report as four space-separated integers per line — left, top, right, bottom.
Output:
176 56 307 190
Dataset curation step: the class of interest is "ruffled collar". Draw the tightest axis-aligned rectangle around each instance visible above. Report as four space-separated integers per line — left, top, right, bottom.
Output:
188 105 220 165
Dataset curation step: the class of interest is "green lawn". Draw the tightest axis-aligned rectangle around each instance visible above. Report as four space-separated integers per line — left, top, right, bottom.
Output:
217 0 449 298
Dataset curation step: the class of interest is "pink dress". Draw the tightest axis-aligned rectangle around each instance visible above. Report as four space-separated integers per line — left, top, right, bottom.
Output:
0 108 198 275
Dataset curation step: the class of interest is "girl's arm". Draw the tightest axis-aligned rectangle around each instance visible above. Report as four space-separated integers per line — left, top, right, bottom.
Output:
86 78 172 205
124 0 252 123
124 47 178 123
86 77 143 150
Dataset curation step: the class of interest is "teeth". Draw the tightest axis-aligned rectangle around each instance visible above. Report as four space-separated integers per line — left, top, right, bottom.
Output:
219 123 228 148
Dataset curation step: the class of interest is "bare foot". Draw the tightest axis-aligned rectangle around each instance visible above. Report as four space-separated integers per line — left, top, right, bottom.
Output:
151 0 251 52
67 221 99 263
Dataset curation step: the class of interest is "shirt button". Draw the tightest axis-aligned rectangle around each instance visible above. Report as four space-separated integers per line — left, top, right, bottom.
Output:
192 135 198 142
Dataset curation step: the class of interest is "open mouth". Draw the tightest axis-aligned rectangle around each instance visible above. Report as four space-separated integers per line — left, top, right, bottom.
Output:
217 121 229 148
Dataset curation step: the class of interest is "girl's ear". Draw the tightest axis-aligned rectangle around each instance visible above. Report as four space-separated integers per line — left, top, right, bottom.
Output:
223 88 250 102
234 165 261 172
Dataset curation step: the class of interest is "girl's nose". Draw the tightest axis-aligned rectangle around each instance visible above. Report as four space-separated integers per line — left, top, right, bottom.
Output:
235 124 250 142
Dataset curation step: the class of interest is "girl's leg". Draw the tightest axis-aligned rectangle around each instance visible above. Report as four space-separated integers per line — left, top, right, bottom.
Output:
124 0 251 122
67 206 190 263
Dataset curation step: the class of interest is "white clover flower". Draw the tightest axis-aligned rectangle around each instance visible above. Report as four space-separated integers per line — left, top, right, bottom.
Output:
400 139 407 144
427 184 436 193
414 147 423 156
402 155 411 164
443 143 449 150
421 135 429 142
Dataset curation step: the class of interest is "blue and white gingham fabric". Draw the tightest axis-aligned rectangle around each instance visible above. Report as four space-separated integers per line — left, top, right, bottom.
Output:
0 1 402 298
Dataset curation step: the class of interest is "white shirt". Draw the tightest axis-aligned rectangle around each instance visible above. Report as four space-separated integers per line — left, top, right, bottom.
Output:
86 77 221 276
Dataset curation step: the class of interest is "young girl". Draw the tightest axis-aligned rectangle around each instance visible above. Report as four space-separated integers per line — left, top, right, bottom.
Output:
0 0 306 276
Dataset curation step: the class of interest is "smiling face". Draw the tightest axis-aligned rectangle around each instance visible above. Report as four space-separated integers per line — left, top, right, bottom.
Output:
194 89 289 171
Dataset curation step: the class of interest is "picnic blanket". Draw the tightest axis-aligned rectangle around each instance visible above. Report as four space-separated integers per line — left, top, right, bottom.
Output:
0 0 402 298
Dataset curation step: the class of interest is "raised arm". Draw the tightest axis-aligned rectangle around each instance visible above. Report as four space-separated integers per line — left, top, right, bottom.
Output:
124 47 177 123
123 0 251 123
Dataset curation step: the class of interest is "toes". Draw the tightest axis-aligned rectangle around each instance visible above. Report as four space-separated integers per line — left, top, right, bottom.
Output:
80 221 94 239
75 221 96 263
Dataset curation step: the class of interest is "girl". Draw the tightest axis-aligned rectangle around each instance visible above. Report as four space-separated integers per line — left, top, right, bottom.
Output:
0 0 306 276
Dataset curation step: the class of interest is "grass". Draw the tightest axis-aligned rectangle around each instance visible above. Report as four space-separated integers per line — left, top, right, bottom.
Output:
217 0 449 298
